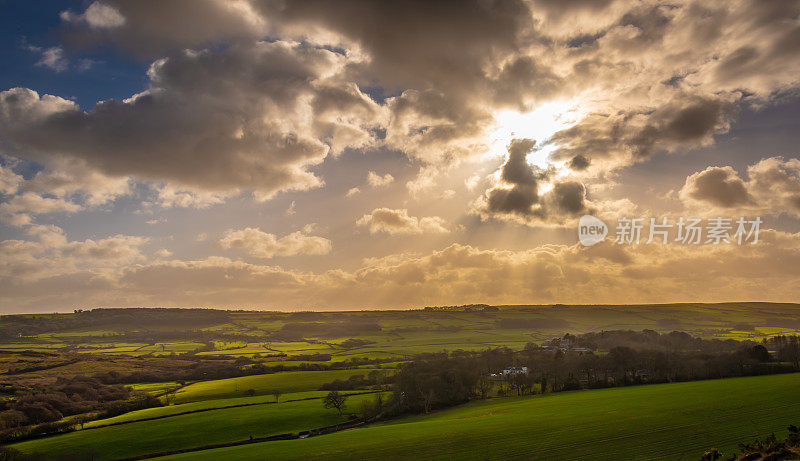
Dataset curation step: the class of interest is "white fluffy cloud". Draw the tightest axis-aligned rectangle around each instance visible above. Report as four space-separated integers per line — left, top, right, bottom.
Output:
32 46 69 72
0 162 23 195
61 2 126 29
219 227 332 258
367 171 394 188
0 156 131 226
4 230 800 311
0 224 147 285
357 208 449 235
0 192 82 226
152 184 229 209
24 158 131 207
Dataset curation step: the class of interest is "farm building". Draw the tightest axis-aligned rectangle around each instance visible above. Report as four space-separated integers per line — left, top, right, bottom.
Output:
502 366 529 376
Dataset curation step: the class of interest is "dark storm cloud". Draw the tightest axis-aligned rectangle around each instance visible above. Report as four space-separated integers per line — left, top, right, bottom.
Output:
569 155 590 171
60 0 266 57
478 139 588 223
680 157 800 217
485 139 539 216
48 1 800 184
501 139 539 186
4 0 800 218
254 0 535 92
680 166 754 208
491 56 564 108
550 96 734 168
550 181 587 214
0 41 383 196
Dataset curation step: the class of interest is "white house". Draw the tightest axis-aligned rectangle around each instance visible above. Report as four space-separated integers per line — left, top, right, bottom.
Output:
502 366 529 376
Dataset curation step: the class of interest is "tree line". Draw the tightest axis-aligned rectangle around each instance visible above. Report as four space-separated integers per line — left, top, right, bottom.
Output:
0 376 161 444
374 330 799 418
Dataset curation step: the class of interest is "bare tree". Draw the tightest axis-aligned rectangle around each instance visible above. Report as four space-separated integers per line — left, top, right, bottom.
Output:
323 391 348 415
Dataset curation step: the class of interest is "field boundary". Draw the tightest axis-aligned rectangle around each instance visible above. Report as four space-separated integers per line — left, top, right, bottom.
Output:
115 419 368 461
84 390 381 432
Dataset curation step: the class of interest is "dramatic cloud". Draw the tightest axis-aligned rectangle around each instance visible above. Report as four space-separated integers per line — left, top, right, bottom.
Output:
0 40 384 198
256 0 535 92
47 1 800 175
2 1 800 311
219 227 332 258
483 139 540 216
550 96 736 172
680 166 754 208
4 231 800 312
7 0 796 206
680 157 800 217
60 1 261 56
357 208 449 235
474 139 590 225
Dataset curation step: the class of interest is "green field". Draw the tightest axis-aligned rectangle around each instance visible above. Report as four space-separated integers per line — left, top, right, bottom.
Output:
4 303 799 360
127 381 181 394
83 391 367 428
10 392 384 460
3 304 800 460
161 373 800 461
173 368 385 403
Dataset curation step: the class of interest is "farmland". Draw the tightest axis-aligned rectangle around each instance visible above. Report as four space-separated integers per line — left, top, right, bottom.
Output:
172 369 388 403
10 391 386 460
161 373 800 461
2 304 800 460
3 303 800 364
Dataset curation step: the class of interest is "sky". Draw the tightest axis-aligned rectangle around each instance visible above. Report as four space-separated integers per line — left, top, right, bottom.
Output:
1 0 799 313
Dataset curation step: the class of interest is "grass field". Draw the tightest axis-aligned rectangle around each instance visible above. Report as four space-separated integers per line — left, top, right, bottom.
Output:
4 303 799 361
10 393 384 460
3 304 800 460
83 390 367 428
127 381 181 394
172 368 385 403
161 373 800 461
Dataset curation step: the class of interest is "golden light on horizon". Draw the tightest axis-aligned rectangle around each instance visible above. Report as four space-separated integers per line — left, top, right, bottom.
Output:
2 0 800 312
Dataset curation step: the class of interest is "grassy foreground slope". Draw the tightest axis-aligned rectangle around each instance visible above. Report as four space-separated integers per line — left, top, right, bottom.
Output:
10 393 383 460
83 391 361 428
166 373 800 461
